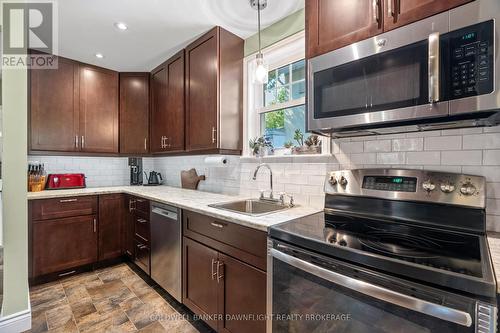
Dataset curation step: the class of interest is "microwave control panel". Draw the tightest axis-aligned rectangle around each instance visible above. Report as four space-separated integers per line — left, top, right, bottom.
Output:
448 20 494 100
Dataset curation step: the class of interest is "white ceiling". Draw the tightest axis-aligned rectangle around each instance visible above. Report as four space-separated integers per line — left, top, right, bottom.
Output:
55 0 304 71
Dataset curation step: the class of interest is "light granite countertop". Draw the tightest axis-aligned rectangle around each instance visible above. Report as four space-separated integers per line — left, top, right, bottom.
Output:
27 186 321 232
487 233 500 292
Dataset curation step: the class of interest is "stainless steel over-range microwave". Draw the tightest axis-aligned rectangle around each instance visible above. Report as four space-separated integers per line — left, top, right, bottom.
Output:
307 0 500 137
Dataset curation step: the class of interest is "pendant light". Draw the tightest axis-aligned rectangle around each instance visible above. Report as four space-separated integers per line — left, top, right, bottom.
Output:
251 0 268 84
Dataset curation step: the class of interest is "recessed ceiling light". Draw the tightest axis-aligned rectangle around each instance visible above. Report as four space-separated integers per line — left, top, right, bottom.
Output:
114 22 128 31
95 53 104 59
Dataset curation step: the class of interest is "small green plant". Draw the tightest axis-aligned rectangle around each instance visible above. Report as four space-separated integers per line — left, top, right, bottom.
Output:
305 135 321 147
283 141 294 149
293 129 304 147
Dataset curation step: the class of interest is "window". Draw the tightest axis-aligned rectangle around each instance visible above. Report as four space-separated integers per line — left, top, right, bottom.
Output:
260 60 307 148
245 32 328 156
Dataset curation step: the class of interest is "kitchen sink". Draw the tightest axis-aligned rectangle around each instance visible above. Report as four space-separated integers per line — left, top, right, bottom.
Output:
209 199 290 216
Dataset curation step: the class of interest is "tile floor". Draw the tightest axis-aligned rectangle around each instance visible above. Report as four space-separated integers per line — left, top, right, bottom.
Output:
24 263 213 333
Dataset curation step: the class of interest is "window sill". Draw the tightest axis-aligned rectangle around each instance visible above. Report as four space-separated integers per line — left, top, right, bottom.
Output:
240 153 335 163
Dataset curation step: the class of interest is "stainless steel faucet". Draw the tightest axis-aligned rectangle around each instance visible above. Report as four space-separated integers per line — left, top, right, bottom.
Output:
252 163 275 200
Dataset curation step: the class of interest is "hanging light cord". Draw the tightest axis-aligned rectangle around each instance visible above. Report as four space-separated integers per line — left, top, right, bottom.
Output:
257 0 262 55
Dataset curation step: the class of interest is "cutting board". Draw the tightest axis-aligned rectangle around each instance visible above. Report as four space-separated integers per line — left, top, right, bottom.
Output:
181 169 206 190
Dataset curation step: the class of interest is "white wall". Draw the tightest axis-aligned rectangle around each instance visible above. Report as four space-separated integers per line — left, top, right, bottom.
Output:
33 125 500 232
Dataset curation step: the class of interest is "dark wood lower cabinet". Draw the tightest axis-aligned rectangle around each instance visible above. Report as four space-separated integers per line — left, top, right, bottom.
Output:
183 237 220 331
183 210 267 333
123 195 135 258
32 215 98 277
218 253 266 333
98 194 123 261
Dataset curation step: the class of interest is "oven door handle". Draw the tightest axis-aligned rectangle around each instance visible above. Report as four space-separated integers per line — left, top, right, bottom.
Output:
271 249 472 327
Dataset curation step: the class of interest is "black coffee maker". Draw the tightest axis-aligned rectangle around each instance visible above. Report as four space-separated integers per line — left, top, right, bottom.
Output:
128 158 143 185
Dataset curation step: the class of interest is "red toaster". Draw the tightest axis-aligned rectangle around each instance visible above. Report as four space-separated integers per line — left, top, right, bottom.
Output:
46 173 86 190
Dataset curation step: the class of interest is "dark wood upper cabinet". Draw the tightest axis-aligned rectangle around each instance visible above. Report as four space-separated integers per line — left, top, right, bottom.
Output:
306 0 383 59
79 65 119 153
151 50 185 154
119 73 150 154
383 0 473 31
98 194 123 261
30 56 80 152
306 0 474 58
186 27 243 154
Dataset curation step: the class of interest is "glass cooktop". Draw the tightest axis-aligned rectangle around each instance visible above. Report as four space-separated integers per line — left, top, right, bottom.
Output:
271 212 483 278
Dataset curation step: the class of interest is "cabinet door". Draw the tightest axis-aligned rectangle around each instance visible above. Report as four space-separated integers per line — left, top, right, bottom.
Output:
119 73 149 154
98 194 123 261
183 237 219 331
218 254 266 333
123 196 135 258
79 65 119 153
164 50 185 152
306 0 383 58
186 28 218 151
151 64 168 153
384 0 473 31
32 215 97 277
30 56 79 152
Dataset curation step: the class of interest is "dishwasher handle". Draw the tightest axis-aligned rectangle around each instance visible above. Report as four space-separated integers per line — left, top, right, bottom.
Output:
152 206 178 220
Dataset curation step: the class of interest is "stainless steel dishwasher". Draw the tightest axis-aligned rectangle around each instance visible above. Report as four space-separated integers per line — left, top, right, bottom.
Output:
150 202 181 302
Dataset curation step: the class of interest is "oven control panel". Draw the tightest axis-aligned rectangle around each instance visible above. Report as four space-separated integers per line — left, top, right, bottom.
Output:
448 20 494 100
325 169 486 209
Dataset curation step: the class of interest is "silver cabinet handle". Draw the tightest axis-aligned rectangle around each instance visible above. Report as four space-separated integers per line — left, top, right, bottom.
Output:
216 261 224 283
59 198 77 203
81 136 85 149
136 218 147 224
144 137 147 151
58 270 76 277
271 249 472 327
93 218 97 233
210 222 224 229
211 127 216 144
211 259 217 280
428 32 440 103
75 135 79 149
129 199 136 212
160 136 164 149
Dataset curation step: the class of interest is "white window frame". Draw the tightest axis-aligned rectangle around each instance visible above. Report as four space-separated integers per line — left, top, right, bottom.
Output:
243 31 330 157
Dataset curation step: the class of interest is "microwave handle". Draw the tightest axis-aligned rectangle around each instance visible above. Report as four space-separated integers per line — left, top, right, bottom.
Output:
271 248 472 327
428 32 440 103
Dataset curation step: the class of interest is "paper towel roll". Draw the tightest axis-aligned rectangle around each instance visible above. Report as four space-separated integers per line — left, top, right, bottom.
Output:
204 156 228 166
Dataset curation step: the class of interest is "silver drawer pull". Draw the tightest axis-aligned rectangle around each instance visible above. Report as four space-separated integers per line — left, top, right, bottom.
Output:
58 270 76 277
59 198 77 203
210 222 224 229
137 218 148 224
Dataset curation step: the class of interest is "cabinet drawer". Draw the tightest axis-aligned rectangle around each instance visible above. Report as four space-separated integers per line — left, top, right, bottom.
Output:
31 196 98 220
134 239 150 275
183 210 267 261
134 198 150 216
134 216 150 242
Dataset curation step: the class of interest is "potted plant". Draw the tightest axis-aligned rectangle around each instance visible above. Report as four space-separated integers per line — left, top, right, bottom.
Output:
249 136 274 157
283 141 294 155
292 130 322 155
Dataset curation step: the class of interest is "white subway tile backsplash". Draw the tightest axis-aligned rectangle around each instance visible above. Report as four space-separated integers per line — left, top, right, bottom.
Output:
406 152 440 165
424 136 462 151
441 150 482 166
31 125 500 232
392 138 423 152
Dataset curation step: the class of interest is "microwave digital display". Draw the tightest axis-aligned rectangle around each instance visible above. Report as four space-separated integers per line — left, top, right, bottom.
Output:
461 32 476 41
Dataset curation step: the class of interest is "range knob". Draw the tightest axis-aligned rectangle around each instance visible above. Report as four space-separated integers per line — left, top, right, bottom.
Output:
422 179 436 192
328 175 337 186
440 182 456 193
339 176 348 187
460 182 477 196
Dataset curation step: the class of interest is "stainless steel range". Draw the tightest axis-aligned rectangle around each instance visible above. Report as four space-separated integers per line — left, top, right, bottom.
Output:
268 169 497 333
